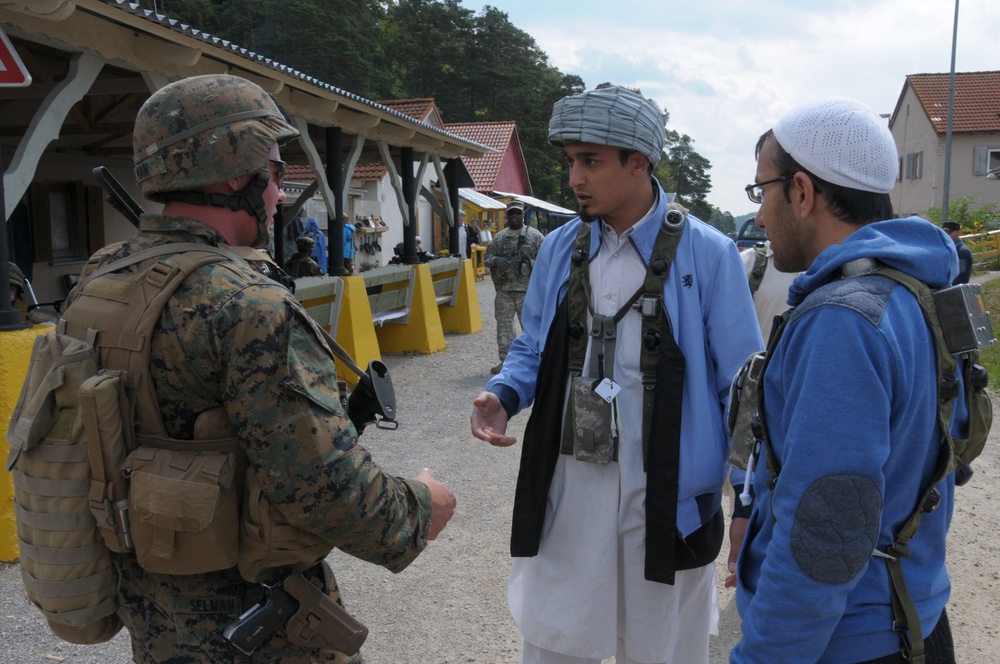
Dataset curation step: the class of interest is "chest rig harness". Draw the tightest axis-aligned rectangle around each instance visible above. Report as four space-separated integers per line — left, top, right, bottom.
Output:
559 207 703 584
731 258 993 664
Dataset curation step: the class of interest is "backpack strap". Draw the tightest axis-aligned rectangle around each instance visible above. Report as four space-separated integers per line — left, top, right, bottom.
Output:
61 243 245 440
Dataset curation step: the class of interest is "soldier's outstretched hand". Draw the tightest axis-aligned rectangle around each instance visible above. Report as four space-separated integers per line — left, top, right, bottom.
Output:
415 468 456 540
471 391 517 447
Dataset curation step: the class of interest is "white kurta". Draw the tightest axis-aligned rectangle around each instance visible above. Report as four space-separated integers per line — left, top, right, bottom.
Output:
507 210 718 662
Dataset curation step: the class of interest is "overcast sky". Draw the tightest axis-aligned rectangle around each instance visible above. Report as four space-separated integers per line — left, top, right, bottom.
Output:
467 0 999 218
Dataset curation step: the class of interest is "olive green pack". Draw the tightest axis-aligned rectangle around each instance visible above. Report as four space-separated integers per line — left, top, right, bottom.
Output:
6 243 242 644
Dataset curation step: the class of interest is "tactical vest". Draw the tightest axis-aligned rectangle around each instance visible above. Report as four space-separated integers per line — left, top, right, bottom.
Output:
6 242 335 644
559 207 720 585
734 259 994 664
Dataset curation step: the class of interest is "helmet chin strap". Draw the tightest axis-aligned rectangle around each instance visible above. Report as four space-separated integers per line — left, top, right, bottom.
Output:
160 167 271 247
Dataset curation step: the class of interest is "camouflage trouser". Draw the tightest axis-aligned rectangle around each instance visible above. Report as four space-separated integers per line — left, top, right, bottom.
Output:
114 556 364 664
494 289 527 361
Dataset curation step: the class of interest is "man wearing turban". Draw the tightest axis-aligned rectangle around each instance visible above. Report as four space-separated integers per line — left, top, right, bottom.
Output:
472 85 761 664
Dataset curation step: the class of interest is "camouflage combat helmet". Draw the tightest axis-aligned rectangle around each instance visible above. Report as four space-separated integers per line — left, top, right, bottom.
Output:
295 236 316 252
133 75 299 247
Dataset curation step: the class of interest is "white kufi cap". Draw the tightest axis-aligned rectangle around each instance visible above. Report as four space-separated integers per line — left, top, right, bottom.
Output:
773 98 898 193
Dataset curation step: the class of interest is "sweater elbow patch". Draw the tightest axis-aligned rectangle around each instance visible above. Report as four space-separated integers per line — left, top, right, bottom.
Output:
791 474 881 584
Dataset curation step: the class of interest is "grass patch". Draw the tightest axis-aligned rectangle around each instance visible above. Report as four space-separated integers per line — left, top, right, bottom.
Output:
978 278 1000 390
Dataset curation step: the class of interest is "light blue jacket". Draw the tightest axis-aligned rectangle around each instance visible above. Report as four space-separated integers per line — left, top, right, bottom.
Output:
733 217 962 662
488 184 763 537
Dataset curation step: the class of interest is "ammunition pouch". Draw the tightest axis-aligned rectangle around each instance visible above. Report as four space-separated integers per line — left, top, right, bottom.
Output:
124 445 240 574
564 376 617 464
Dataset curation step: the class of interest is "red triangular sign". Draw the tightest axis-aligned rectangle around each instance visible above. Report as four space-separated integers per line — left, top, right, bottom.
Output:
0 28 31 87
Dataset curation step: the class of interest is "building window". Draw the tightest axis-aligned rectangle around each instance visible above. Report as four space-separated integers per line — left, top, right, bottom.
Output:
30 181 104 264
897 157 903 182
905 152 923 180
973 146 1000 176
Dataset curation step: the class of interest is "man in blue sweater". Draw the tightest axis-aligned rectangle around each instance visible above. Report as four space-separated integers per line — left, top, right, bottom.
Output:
732 98 962 663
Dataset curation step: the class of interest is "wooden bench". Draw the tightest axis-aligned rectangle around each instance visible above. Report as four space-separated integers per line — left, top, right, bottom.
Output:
294 275 345 336
428 257 462 307
362 264 416 326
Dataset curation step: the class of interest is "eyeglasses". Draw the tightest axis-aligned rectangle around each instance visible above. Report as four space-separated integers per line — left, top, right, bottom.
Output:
745 175 793 204
268 158 287 188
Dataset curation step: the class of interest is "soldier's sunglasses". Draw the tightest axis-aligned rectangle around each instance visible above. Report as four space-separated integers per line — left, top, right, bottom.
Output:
268 158 287 188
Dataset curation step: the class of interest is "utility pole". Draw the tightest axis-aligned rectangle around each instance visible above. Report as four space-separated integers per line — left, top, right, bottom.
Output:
942 0 960 224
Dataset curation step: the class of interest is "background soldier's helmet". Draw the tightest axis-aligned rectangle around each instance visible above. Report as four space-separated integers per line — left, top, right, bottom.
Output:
295 236 317 253
133 74 299 201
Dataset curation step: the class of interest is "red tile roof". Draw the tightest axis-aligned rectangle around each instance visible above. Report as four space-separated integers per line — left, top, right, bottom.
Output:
903 71 1000 134
377 98 443 127
444 121 518 192
284 163 386 183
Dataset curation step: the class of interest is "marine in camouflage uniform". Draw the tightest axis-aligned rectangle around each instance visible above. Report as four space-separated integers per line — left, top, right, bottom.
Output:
484 202 544 373
79 74 455 663
285 236 323 277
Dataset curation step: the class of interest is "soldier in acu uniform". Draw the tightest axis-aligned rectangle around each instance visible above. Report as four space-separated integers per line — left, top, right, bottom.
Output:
83 74 455 663
484 200 544 374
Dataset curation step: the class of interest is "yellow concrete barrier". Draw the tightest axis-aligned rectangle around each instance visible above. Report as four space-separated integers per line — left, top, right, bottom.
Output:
1 325 49 562
439 259 483 335
376 263 446 354
335 275 381 387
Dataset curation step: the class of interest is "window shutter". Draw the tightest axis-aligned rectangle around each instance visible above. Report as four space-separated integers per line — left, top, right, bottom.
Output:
974 146 988 175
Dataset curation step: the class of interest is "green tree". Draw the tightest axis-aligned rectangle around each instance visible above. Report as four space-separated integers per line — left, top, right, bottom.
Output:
707 206 735 235
657 130 713 221
379 0 475 116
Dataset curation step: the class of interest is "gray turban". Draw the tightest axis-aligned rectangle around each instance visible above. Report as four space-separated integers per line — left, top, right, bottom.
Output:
548 86 667 167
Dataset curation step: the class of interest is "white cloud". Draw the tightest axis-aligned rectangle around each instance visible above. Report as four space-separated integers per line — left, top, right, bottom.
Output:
474 0 1000 215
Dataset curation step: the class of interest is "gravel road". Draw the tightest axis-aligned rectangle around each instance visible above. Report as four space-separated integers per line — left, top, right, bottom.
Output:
2 276 998 663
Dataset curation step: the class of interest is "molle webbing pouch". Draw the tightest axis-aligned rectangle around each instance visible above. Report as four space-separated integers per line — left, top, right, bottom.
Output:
565 375 617 464
124 445 240 575
727 351 766 470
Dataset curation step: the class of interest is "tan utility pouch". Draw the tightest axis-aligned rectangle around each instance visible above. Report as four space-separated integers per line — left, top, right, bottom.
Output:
79 371 133 553
565 376 616 464
124 446 239 574
728 352 766 470
238 468 334 584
